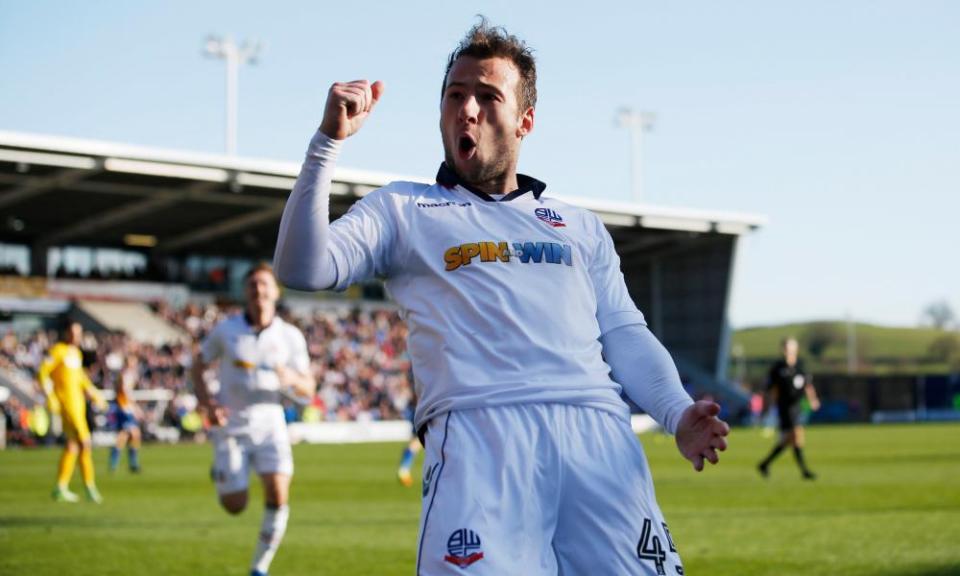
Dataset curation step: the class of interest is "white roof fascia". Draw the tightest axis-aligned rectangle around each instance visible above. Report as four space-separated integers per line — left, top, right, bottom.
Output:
0 131 765 234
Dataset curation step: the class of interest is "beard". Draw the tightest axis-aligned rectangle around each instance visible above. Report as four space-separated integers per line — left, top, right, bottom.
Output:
442 136 516 192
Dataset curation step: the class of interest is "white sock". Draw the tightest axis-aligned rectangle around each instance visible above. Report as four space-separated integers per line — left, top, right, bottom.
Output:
251 504 289 574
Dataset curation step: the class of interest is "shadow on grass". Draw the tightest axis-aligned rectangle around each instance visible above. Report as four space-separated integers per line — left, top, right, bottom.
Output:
671 502 960 520
0 515 201 530
880 566 960 576
825 451 960 465
297 516 415 528
0 515 112 528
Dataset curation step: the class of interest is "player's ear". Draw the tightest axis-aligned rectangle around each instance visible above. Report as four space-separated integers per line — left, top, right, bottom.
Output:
517 106 534 139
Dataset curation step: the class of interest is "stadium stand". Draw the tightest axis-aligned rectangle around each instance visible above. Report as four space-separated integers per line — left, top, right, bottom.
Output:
75 300 188 345
0 130 766 445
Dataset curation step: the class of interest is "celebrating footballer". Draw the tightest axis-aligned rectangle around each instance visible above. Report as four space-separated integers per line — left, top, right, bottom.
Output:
275 18 729 575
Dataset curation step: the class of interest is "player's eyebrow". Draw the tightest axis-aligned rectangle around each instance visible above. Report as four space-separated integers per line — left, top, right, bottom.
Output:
445 80 505 98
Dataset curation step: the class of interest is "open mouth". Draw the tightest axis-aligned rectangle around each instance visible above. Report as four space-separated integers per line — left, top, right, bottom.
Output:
457 134 477 159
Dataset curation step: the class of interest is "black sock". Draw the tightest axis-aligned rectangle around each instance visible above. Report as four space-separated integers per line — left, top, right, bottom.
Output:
760 442 787 468
793 446 810 472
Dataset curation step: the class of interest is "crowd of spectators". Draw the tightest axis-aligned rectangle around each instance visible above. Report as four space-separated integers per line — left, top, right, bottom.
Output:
0 302 415 445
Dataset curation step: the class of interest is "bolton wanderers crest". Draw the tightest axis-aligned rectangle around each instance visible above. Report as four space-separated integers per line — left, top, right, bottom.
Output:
444 528 484 568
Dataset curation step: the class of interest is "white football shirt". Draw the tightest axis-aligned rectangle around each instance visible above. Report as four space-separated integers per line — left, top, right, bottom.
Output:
200 314 310 431
326 163 646 431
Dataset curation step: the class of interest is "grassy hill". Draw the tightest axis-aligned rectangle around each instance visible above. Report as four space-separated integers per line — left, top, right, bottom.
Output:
730 321 960 379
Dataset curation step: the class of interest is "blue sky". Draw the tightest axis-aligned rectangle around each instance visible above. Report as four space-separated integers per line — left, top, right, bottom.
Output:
1 1 957 328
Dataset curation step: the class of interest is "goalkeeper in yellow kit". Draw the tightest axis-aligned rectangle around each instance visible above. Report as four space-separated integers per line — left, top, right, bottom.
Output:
38 321 107 503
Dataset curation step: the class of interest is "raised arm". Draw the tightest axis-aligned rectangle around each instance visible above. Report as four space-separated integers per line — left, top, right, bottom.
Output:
273 80 384 291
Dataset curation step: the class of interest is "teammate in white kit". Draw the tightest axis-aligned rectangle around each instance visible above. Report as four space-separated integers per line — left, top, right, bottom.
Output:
274 19 729 575
192 263 315 576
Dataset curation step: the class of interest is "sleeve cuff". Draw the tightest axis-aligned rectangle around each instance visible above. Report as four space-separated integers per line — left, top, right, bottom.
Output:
664 397 695 435
307 130 344 161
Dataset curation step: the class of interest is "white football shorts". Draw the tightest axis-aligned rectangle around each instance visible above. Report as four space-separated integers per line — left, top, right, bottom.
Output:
211 423 294 496
416 404 683 576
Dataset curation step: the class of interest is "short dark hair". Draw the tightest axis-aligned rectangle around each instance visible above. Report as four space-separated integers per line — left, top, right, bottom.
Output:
442 16 537 112
61 319 81 338
245 261 277 282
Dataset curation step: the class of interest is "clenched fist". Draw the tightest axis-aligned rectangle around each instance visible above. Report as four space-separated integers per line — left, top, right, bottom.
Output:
319 79 385 140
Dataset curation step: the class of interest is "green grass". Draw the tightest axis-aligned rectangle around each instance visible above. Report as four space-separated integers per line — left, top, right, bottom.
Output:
1 424 959 575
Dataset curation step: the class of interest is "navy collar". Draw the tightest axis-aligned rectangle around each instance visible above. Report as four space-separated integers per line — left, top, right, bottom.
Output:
243 310 275 335
436 163 546 202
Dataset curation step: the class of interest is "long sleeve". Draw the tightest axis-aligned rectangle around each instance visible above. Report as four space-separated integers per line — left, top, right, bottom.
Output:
37 355 55 387
601 323 693 435
273 131 343 291
82 370 105 406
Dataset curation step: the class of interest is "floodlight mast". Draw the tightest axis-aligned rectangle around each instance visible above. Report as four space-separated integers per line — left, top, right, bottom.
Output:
616 108 655 204
204 35 261 156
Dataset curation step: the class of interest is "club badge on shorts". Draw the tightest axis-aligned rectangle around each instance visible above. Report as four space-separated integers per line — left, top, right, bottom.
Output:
444 528 484 568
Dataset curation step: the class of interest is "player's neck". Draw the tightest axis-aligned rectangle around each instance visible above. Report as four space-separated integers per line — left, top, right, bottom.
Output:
245 306 275 331
473 173 518 196
450 162 519 196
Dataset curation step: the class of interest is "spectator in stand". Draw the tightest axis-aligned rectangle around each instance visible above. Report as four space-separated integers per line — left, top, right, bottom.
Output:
2 396 34 446
0 303 417 428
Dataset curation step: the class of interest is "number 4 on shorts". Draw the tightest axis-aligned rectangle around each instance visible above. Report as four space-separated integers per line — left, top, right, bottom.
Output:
637 518 684 575
637 518 666 575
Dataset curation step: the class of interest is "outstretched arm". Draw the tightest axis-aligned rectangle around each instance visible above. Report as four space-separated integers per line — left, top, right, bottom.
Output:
273 80 384 291
602 323 729 471
601 324 692 434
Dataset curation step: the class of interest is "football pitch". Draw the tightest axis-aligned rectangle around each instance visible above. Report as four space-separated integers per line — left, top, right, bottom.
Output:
1 423 958 575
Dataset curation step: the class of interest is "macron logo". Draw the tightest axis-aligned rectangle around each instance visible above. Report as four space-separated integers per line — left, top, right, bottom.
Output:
417 201 472 208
